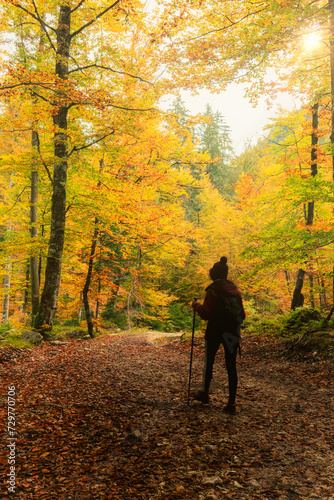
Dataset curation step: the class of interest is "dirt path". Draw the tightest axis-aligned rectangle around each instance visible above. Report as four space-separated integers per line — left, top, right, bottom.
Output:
0 331 333 500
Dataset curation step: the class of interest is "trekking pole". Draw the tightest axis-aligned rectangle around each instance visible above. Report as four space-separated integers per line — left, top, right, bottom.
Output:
187 298 197 406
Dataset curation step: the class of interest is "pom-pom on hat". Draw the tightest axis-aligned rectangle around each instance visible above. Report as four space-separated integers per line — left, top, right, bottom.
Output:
210 256 229 281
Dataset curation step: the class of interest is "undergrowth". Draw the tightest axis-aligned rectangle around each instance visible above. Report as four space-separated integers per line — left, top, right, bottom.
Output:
244 307 334 358
1 306 333 357
245 307 332 338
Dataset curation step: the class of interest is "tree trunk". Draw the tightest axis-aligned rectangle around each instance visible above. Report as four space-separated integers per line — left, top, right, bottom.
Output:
284 269 291 295
82 159 104 338
318 276 327 309
95 277 101 323
2 257 11 325
329 0 334 307
2 175 14 325
30 28 44 323
35 4 71 333
303 103 318 310
306 102 318 226
291 269 305 310
23 259 30 313
30 131 40 321
83 222 99 338
78 292 84 322
309 273 315 309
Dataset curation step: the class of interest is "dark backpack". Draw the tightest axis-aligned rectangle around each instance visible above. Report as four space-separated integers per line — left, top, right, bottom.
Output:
218 292 244 325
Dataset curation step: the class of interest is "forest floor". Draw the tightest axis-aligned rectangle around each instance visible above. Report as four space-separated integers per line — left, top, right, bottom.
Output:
0 330 333 500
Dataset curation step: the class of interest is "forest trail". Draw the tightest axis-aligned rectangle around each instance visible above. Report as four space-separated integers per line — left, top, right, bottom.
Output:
0 331 333 500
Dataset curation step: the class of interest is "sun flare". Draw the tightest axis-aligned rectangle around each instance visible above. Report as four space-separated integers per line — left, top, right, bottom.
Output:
303 33 321 50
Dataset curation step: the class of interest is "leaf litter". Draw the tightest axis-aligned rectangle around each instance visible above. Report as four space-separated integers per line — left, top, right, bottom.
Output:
0 332 333 500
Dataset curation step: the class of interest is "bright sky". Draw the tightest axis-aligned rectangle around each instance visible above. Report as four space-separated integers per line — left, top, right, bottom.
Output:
161 84 300 155
146 0 309 156
185 87 299 155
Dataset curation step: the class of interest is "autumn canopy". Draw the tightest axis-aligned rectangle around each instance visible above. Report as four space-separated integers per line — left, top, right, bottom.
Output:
0 0 333 334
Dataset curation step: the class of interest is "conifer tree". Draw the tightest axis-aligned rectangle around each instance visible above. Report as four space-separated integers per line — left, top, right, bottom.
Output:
196 104 234 196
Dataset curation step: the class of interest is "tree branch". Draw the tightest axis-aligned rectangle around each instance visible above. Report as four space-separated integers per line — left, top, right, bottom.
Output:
264 135 305 148
12 2 56 32
12 1 56 52
31 0 57 52
30 90 53 104
70 0 86 14
0 82 54 91
68 100 156 112
66 195 77 214
35 131 53 183
236 54 269 79
177 7 267 44
71 0 121 39
1 128 31 133
106 103 155 112
3 186 29 214
68 64 154 86
68 130 115 157
0 84 54 105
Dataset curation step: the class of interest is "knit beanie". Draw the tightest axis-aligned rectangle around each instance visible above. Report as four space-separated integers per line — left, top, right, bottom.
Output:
210 256 229 281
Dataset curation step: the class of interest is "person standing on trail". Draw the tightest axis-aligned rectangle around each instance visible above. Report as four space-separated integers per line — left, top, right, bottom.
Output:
192 256 246 414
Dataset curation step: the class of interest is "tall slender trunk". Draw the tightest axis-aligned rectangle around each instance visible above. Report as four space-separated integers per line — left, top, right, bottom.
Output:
2 257 12 325
284 270 291 295
309 273 315 308
35 4 71 333
30 27 44 323
304 103 318 310
291 269 305 310
23 259 30 313
291 104 319 311
2 175 13 325
82 159 104 338
30 131 40 321
306 102 318 226
83 222 99 338
329 0 334 307
318 276 327 309
78 292 84 322
95 277 101 323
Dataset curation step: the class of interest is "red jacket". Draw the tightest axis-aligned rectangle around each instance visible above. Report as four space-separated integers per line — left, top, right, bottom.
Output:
193 279 245 339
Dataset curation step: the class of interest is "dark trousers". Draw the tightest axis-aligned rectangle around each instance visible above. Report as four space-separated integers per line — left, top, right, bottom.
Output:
203 333 238 404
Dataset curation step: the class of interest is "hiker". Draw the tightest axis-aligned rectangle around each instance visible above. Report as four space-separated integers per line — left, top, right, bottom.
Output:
192 256 246 414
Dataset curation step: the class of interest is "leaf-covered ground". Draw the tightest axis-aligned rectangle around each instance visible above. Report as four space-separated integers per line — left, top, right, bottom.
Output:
0 331 333 500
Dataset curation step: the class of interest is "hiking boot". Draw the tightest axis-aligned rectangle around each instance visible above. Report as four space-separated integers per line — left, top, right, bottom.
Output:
223 403 236 415
193 390 209 404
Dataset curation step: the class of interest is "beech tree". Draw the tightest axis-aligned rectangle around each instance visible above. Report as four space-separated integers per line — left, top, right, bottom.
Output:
1 0 158 333
2 0 334 329
46 99 209 331
234 104 333 310
151 0 334 307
